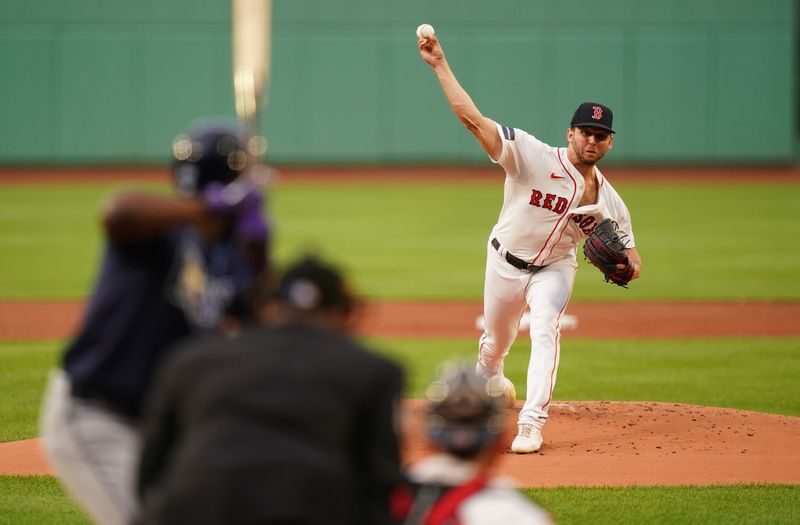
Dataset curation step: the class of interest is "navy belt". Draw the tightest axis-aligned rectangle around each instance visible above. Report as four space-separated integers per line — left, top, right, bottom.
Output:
491 238 545 273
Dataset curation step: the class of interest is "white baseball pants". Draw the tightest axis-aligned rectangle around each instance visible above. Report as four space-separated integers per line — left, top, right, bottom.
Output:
477 240 577 429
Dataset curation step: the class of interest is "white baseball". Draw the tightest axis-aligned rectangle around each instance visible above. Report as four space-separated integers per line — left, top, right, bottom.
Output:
416 23 435 40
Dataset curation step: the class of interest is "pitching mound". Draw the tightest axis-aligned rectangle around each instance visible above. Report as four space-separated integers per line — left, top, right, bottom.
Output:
2 401 798 485
401 400 800 487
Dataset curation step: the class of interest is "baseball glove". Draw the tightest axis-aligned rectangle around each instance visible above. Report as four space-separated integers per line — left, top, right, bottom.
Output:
583 218 634 287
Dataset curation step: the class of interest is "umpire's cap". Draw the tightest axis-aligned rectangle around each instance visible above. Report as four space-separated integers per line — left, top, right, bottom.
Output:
425 362 507 458
278 255 355 315
171 120 249 195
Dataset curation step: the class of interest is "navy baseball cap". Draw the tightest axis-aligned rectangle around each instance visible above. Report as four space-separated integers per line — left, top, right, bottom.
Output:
570 102 615 133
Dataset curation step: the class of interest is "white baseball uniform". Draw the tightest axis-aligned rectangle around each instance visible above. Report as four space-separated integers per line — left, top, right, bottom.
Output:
477 123 635 429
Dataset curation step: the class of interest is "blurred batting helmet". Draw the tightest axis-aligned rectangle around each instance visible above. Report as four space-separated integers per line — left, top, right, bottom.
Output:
171 120 249 195
425 362 507 458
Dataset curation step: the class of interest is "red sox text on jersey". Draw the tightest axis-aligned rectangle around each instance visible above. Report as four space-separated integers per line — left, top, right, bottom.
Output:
528 188 598 235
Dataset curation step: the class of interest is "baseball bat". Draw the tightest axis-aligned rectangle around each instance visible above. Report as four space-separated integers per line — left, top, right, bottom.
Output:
232 0 272 162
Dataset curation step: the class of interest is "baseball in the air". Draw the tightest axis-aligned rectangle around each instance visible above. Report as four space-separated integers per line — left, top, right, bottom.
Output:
416 23 435 40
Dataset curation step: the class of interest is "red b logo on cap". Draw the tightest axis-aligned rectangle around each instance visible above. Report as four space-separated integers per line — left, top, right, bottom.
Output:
592 106 603 120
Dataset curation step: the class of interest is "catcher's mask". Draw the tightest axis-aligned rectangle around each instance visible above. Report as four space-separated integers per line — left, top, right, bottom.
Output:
171 120 249 196
425 362 507 458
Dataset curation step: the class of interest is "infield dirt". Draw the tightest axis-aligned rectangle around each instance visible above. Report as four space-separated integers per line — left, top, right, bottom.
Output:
2 300 799 340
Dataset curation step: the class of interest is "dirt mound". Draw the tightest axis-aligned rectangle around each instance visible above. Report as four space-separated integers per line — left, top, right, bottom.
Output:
401 400 800 487
5 401 798 486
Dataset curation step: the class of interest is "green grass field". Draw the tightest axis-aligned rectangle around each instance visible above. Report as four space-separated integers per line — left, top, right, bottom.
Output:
1 477 797 525
524 485 800 525
1 180 798 300
0 477 91 525
4 337 798 442
1 177 798 524
3 337 799 442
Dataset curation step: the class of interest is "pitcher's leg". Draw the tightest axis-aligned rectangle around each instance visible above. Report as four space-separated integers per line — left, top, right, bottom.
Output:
477 244 527 379
518 263 577 429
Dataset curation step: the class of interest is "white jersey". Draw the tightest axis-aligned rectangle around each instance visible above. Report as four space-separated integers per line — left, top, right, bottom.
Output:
406 454 554 525
490 124 635 266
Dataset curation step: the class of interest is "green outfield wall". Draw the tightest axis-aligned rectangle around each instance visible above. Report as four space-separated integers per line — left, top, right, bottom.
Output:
0 1 795 165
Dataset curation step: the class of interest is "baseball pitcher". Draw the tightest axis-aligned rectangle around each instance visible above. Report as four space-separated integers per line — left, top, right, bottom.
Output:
418 28 642 453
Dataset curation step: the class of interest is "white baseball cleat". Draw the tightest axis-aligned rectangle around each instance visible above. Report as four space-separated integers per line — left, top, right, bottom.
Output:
511 423 543 453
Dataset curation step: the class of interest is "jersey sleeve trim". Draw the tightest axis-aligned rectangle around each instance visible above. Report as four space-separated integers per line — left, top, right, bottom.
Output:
491 123 519 177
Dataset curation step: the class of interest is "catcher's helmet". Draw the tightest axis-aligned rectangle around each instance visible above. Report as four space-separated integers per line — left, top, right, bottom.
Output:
171 121 249 195
425 362 507 458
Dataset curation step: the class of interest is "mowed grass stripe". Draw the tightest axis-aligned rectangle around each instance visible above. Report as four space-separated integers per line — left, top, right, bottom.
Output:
376 337 800 417
523 484 800 525
0 181 798 300
0 476 91 525
1 477 798 525
3 337 798 441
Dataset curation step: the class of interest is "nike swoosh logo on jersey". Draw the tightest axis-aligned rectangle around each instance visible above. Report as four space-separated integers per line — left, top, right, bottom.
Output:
550 173 564 179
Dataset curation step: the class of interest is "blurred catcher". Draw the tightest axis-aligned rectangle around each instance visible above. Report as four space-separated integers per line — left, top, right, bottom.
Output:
39 119 270 525
392 362 554 525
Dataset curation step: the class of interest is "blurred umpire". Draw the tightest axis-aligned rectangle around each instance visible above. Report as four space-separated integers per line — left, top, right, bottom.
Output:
393 363 554 525
39 119 271 525
135 255 405 525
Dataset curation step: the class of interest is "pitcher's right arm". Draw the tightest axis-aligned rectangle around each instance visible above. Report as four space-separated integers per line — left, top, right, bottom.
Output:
418 35 502 161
